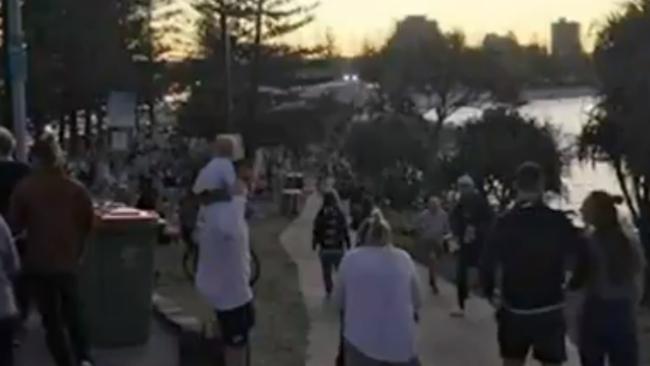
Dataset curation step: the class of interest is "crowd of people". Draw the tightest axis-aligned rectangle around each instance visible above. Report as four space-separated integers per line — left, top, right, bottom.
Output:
313 162 646 366
0 123 645 366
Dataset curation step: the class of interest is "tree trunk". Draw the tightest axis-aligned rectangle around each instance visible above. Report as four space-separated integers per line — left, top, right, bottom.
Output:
58 114 67 146
2 0 13 129
69 110 79 157
147 100 156 132
220 12 232 132
614 159 640 222
84 109 93 148
96 107 105 152
248 0 264 133
638 212 650 306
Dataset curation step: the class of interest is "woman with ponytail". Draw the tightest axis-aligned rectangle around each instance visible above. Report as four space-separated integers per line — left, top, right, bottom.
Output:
576 191 646 366
334 209 421 366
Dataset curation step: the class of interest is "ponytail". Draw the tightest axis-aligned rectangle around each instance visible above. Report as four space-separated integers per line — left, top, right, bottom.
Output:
367 208 392 246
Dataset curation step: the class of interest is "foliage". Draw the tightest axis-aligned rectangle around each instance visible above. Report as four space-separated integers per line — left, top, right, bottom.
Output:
445 107 567 209
358 18 524 170
24 0 135 127
579 0 650 224
578 0 650 303
344 114 430 207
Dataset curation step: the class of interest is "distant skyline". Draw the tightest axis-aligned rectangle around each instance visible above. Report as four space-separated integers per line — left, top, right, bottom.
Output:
284 0 621 55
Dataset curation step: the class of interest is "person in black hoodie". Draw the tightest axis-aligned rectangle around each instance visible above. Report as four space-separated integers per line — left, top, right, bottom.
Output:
313 191 350 297
450 175 493 317
481 162 588 366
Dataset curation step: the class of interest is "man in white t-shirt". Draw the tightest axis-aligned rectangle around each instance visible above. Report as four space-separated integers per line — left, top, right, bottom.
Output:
192 136 254 366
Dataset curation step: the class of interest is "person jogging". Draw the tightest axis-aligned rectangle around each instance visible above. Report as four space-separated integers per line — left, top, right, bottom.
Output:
450 175 493 316
313 191 350 297
575 191 646 366
481 162 588 366
413 196 451 294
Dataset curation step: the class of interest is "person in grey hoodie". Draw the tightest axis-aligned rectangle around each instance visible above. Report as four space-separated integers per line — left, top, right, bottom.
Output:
0 215 20 365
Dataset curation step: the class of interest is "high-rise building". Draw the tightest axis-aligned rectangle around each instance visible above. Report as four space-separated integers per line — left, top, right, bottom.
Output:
390 16 441 48
551 18 582 59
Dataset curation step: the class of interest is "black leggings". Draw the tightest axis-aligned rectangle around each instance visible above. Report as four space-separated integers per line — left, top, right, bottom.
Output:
456 244 481 309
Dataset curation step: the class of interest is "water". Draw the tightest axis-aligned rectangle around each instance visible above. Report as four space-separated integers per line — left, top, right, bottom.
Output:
428 95 621 212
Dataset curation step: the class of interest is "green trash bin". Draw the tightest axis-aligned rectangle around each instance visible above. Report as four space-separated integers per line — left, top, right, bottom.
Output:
80 206 159 348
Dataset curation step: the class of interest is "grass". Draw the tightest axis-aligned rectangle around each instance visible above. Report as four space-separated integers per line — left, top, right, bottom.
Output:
249 214 309 366
154 207 310 366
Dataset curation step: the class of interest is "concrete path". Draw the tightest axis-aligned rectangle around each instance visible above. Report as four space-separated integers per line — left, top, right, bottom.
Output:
281 194 580 366
16 317 178 366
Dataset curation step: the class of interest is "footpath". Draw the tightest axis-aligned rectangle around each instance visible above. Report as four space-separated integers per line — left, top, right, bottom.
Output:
16 317 178 366
281 194 581 366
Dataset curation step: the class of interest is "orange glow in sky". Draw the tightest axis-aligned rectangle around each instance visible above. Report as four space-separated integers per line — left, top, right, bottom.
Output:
285 0 621 55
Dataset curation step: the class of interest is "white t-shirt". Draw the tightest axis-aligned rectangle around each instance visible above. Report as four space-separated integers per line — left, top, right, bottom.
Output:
414 209 450 243
193 157 238 233
335 246 421 363
193 158 253 310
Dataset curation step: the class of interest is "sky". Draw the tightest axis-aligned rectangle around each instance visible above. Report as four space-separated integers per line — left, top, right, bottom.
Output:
285 0 623 55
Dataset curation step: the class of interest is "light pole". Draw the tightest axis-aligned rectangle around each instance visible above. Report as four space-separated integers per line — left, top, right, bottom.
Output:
6 0 27 161
220 13 233 133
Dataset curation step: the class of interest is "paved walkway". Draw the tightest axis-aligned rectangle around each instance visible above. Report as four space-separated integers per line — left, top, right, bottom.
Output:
16 317 178 366
281 194 580 366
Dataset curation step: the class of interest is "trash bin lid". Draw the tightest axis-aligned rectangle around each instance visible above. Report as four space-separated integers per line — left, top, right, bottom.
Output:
96 207 159 230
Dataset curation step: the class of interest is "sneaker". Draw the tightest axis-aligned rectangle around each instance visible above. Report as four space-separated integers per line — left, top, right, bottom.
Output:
81 359 95 366
450 307 465 318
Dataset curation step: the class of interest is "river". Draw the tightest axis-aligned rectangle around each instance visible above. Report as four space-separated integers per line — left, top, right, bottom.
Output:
428 94 621 213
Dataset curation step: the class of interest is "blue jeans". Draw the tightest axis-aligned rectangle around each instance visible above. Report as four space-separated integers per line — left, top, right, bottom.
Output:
579 296 639 366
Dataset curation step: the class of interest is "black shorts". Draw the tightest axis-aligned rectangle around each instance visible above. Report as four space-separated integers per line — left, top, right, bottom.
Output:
216 302 255 348
497 308 566 364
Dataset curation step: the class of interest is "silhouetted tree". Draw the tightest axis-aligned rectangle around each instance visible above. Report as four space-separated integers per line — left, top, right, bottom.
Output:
446 107 567 209
578 0 650 303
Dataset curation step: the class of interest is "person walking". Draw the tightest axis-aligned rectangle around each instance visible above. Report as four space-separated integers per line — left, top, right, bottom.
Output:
350 185 373 246
450 175 493 316
574 191 646 366
481 162 588 366
413 196 451 294
334 210 421 366
9 134 95 366
0 215 20 366
193 136 254 366
0 128 30 327
312 191 350 297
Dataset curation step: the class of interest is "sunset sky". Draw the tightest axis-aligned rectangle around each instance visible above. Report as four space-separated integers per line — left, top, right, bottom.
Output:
285 0 623 55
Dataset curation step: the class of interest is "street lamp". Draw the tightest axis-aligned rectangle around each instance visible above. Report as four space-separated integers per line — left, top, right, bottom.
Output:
5 0 28 162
